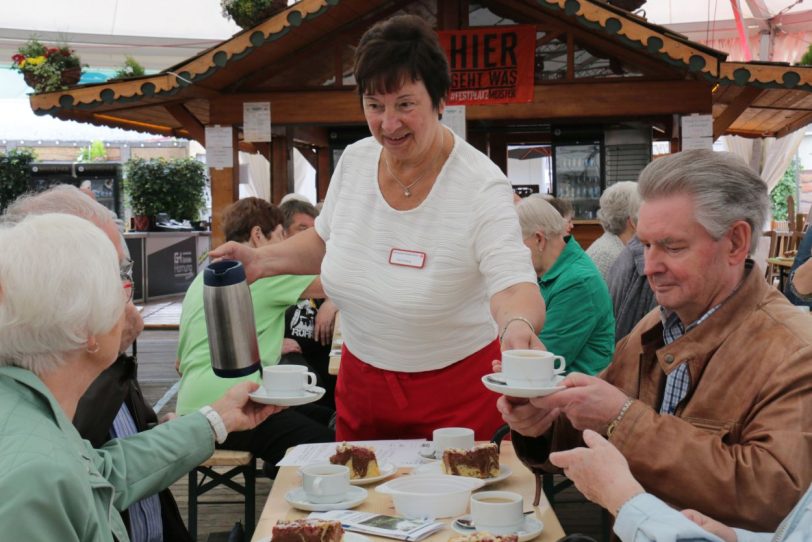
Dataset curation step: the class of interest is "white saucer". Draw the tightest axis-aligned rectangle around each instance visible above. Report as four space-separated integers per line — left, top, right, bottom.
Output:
451 515 544 542
412 463 512 485
249 386 326 406
481 374 565 398
258 532 371 542
350 463 397 485
418 444 439 460
284 485 368 512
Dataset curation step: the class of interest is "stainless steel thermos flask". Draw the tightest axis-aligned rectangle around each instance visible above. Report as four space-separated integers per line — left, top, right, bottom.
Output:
203 260 261 377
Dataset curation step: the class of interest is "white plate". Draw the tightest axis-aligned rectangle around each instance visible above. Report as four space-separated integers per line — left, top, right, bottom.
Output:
257 531 372 542
451 515 544 542
481 374 565 398
350 463 397 485
412 462 512 486
284 485 368 512
249 386 326 406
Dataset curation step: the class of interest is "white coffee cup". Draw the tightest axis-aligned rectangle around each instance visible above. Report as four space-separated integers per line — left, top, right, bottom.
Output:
433 427 475 457
262 364 317 394
301 464 350 504
470 491 525 534
501 349 566 387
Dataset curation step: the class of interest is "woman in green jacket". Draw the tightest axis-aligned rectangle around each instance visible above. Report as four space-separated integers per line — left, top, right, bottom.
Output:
0 213 283 541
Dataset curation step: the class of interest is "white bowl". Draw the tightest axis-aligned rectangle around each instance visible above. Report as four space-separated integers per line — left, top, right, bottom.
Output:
375 474 485 518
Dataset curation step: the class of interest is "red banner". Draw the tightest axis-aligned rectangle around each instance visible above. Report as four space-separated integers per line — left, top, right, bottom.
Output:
438 25 536 105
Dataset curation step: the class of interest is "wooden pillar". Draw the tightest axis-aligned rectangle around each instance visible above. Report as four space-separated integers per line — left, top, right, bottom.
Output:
489 131 508 175
270 127 294 205
208 126 239 248
317 147 331 202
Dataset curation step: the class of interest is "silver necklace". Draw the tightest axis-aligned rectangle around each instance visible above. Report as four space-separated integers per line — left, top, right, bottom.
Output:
383 129 445 197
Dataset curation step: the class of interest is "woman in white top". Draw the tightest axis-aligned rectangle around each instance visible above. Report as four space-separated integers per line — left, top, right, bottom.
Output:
211 14 545 440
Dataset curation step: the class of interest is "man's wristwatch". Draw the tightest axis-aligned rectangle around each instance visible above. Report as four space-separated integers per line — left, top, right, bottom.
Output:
606 398 634 438
199 406 228 444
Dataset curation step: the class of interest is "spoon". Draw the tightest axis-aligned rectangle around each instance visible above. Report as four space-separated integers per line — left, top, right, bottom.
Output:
454 511 534 529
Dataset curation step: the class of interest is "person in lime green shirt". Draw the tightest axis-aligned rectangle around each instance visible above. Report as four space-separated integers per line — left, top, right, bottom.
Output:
516 195 615 375
176 197 334 472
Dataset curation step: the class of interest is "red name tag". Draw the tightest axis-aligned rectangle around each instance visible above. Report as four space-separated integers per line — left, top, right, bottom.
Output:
389 249 426 269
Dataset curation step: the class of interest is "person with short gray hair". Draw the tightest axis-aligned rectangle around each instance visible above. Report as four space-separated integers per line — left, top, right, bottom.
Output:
503 149 812 532
0 214 283 541
280 198 319 238
517 196 614 375
586 181 641 281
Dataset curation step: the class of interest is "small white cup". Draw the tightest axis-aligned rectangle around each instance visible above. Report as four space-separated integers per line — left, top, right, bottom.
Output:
301 464 350 504
262 364 317 394
433 427 475 457
501 349 566 387
470 491 525 535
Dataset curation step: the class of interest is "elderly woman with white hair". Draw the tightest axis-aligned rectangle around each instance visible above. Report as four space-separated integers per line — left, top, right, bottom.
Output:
586 181 641 281
517 196 615 375
0 214 283 541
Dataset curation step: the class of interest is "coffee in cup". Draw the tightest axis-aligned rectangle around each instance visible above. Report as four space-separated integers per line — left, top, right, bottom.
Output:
301 464 350 504
470 491 524 534
501 349 565 387
432 427 475 457
262 364 317 394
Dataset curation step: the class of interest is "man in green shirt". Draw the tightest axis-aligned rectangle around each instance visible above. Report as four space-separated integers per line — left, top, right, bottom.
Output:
516 196 615 375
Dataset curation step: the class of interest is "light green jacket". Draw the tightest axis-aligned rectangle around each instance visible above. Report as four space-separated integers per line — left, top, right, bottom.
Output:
0 366 214 542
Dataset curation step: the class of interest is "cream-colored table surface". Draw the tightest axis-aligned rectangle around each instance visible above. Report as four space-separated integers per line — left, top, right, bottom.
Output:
251 441 565 542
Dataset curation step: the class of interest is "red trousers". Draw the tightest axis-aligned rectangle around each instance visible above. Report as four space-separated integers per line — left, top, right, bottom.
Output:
335 340 504 441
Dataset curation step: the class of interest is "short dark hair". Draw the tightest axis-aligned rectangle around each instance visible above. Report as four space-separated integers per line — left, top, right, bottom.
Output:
221 197 283 243
354 14 450 110
280 199 319 231
544 196 574 219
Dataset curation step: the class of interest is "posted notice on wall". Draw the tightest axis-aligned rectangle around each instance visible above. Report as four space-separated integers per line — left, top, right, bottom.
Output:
681 114 713 150
438 25 536 105
205 125 233 169
243 102 272 142
441 105 467 139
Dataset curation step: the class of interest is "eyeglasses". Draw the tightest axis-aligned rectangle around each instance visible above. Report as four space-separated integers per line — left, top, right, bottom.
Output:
120 258 134 302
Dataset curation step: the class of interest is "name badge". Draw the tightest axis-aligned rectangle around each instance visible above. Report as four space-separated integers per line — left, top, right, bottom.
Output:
389 249 426 269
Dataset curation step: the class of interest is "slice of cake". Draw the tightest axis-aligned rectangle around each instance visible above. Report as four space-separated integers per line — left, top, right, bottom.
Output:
449 532 518 542
329 442 381 479
272 518 343 542
442 442 500 478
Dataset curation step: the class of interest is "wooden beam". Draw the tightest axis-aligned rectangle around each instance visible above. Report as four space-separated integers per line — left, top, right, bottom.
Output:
271 132 293 204
712 86 764 139
317 147 330 202
436 0 468 30
775 111 812 138
165 103 206 145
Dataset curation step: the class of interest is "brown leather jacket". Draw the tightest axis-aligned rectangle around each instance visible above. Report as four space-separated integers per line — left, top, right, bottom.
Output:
513 262 812 531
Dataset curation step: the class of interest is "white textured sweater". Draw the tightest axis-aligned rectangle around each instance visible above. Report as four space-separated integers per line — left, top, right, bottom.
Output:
315 133 536 371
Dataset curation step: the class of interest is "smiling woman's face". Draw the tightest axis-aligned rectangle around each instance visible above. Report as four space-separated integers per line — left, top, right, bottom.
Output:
362 78 443 165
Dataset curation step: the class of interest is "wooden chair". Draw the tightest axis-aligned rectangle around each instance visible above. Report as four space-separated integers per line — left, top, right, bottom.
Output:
188 449 256 541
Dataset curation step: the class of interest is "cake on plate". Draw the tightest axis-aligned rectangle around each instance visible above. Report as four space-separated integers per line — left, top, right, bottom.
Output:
449 532 518 542
272 518 344 542
442 442 500 478
329 442 381 479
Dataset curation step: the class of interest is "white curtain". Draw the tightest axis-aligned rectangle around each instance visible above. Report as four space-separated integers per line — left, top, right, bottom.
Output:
293 147 317 204
721 131 805 192
238 151 271 201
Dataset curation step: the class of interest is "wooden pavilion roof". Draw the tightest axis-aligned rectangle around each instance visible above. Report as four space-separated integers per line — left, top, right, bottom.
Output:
27 0 812 140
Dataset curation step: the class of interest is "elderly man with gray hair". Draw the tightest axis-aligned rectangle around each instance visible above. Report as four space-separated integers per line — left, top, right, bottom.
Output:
500 150 812 533
516 196 614 376
586 181 641 281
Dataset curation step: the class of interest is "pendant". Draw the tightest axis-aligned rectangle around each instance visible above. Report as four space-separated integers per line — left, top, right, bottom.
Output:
404 188 411 197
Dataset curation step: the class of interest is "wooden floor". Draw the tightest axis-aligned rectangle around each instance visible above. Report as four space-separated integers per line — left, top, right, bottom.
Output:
133 297 609 542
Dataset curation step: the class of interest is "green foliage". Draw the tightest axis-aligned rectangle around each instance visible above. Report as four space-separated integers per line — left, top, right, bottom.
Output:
77 140 107 162
113 56 146 79
0 148 36 213
125 157 207 221
800 44 812 66
770 157 800 221
220 0 288 28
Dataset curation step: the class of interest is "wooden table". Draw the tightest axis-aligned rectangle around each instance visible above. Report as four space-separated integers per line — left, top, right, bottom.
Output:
251 442 565 542
767 256 794 291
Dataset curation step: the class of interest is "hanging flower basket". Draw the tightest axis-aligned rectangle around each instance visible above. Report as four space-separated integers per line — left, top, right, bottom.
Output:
23 66 81 91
